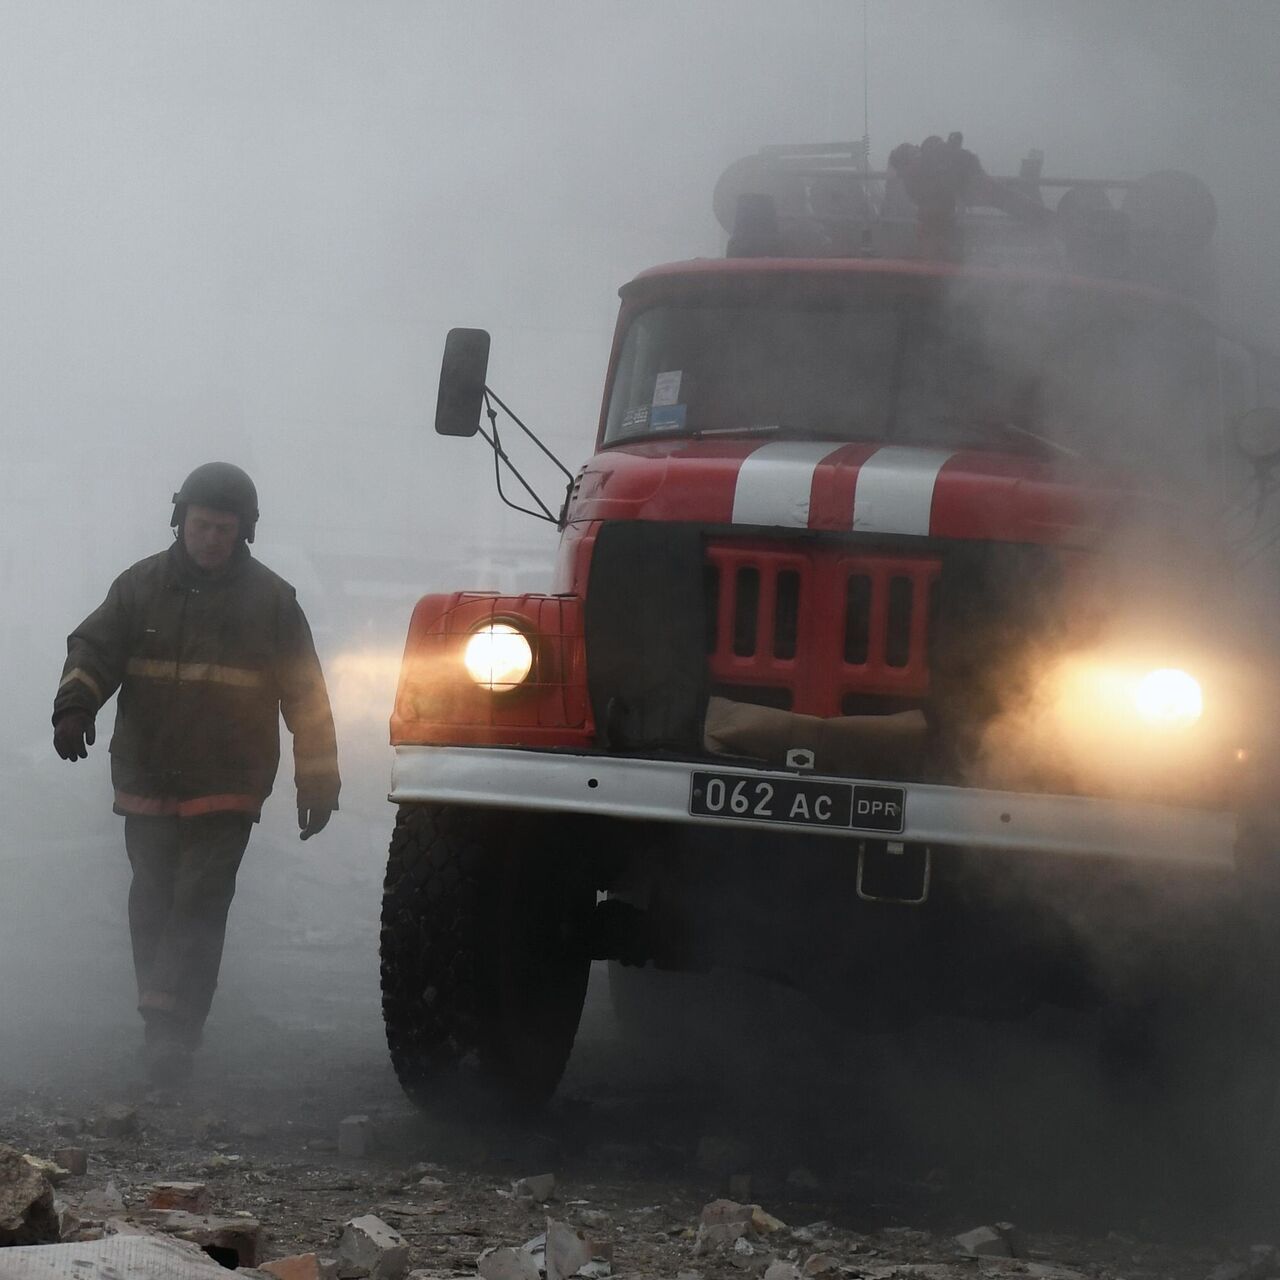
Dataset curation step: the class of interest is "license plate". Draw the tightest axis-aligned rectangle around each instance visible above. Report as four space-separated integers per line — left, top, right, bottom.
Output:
689 770 905 833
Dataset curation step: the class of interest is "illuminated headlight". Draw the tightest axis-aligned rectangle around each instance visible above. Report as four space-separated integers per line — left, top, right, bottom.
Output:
1132 667 1203 730
463 623 533 692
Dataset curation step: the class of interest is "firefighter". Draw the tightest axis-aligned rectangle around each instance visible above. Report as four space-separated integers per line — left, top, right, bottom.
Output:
888 132 1049 257
51 462 341 1084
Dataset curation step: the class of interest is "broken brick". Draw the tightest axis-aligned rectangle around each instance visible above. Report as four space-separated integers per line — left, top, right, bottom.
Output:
146 1182 212 1213
264 1252 341 1280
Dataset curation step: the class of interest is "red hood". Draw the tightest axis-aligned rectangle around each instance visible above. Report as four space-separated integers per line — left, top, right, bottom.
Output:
566 439 1164 546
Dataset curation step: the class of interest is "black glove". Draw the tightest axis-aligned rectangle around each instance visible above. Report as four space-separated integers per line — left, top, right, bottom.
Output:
298 804 333 841
54 710 96 761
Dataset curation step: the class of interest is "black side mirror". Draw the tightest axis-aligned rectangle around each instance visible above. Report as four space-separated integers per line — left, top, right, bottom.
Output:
1232 406 1280 468
434 328 491 437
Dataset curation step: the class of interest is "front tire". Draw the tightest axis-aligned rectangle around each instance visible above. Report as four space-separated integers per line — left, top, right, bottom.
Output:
380 804 593 1113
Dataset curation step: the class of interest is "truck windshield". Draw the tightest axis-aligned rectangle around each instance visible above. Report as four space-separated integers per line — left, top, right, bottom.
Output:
603 279 1218 481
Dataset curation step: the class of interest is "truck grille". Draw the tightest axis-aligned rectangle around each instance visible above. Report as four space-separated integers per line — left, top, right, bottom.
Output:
704 540 939 717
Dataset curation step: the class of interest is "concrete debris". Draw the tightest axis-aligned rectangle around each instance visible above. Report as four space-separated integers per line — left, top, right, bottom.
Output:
339 1116 376 1158
693 1200 754 1257
954 1227 1012 1258
78 1182 127 1218
337 1214 410 1280
138 1208 264 1268
21 1156 69 1189
263 1253 341 1280
513 1173 557 1204
52 1197 80 1241
146 1182 212 1214
733 1237 758 1258
792 1224 835 1245
0 1144 58 1246
752 1207 787 1235
546 1217 613 1280
696 1136 752 1176
576 1263 612 1280
802 1255 842 1277
416 1176 448 1196
51 1148 87 1178
92 1104 139 1139
0 1231 278 1278
765 1263 803 1280
478 1245 543 1280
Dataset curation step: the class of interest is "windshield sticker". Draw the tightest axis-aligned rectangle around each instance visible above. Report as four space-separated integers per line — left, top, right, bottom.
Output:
650 403 687 431
652 370 682 407
621 405 650 431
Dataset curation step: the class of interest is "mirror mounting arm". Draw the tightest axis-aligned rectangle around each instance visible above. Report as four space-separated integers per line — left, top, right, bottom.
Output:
479 392 559 525
484 386 575 483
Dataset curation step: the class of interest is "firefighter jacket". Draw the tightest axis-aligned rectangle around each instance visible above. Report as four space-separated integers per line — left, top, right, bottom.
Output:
53 541 340 820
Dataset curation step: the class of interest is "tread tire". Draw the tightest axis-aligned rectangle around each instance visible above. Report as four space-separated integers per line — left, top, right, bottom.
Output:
380 803 592 1114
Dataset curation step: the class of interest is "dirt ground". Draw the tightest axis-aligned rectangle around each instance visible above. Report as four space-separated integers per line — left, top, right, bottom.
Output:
4 763 1280 1276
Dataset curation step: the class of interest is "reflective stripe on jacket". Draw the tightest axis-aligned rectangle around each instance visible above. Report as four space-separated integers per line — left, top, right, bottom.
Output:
54 542 340 815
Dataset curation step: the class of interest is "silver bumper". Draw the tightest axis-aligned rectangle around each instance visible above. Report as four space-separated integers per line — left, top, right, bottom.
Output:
390 745 1238 870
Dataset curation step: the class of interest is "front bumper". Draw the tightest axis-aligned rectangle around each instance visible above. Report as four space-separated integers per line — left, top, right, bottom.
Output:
389 742 1239 870
390 745 1238 871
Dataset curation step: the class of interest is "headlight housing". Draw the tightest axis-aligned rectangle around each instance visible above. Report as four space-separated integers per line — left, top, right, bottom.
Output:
463 622 534 692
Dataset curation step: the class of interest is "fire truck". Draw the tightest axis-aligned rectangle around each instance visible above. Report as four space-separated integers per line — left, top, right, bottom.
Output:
380 138 1280 1153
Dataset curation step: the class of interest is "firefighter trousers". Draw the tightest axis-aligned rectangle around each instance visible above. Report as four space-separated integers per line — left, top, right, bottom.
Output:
124 813 253 1044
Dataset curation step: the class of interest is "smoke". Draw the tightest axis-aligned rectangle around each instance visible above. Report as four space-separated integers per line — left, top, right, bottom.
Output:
2 4 1279 1227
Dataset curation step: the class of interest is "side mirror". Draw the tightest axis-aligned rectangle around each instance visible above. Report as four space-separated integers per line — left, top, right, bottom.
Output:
1232 406 1280 467
434 328 491 437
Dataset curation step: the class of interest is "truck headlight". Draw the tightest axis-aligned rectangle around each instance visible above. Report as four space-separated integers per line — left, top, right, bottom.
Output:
1132 667 1203 729
463 622 533 691
1053 659 1205 734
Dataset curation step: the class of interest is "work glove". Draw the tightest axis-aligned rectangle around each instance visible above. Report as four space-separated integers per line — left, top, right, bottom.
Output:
298 804 333 841
54 710 96 761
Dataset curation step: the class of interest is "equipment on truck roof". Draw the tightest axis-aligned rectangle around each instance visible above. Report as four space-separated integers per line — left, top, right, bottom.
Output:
715 135 1217 295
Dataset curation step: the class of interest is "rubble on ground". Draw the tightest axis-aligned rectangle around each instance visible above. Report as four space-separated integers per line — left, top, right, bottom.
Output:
0 1231 277 1277
91 1105 138 1139
512 1174 556 1205
263 1252 341 1280
0 1144 58 1246
954 1225 1012 1258
478 1244 543 1280
135 1207 264 1267
145 1181 212 1213
336 1213 409 1279
51 1148 86 1177
546 1217 612 1280
339 1116 376 1159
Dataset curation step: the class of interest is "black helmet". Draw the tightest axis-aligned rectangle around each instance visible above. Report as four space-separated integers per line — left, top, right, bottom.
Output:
171 462 260 543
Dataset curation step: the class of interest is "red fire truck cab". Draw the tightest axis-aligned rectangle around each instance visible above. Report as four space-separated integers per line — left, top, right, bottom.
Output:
381 143 1280 1153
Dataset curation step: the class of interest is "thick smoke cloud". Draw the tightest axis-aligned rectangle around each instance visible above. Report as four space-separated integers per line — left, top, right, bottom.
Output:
2 1 1278 1103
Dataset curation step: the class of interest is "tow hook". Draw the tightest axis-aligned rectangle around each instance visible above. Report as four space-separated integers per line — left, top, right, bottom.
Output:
856 840 932 905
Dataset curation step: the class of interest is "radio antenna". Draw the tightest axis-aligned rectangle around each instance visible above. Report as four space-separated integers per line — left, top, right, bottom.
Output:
860 0 871 171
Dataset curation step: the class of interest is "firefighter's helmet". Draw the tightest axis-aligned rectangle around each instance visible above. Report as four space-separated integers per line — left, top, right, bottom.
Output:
171 462 260 543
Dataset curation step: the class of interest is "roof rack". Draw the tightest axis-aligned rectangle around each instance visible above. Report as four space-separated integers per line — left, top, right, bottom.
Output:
714 142 1217 295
